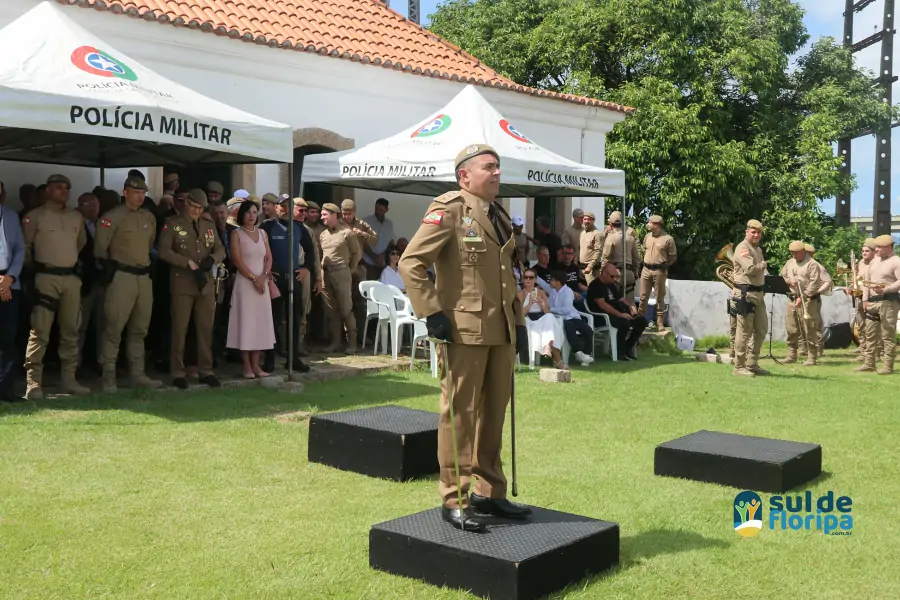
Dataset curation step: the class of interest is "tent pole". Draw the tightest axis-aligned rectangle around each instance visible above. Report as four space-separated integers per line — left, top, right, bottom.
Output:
288 164 294 381
622 195 626 298
100 167 105 189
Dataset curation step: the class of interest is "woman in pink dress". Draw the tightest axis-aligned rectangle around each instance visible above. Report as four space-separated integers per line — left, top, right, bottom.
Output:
227 201 277 378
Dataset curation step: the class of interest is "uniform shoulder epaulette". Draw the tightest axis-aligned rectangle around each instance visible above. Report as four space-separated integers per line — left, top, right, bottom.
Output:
433 190 462 204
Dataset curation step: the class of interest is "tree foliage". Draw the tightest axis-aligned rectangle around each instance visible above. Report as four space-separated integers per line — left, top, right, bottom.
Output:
429 0 894 278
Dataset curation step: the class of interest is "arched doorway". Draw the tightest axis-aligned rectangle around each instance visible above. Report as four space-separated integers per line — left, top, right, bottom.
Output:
295 144 335 203
278 128 354 200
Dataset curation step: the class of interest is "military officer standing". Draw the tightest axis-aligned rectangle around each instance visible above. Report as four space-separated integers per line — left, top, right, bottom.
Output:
341 199 378 343
94 177 162 393
579 212 603 285
639 215 677 330
731 219 770 377
601 211 641 294
158 189 225 389
846 239 878 360
561 208 584 259
22 174 90 400
399 144 530 532
855 234 900 374
803 243 831 359
780 241 824 365
319 203 362 354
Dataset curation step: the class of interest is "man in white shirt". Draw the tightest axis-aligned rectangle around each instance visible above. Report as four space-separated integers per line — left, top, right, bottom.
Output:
362 198 395 280
535 269 595 365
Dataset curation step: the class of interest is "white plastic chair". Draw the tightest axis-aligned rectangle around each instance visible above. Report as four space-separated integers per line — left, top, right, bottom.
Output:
581 306 618 361
359 281 381 351
409 319 438 377
371 284 419 360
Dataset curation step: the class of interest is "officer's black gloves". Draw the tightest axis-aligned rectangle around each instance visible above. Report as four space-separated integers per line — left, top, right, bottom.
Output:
198 256 215 271
515 325 528 358
426 312 453 342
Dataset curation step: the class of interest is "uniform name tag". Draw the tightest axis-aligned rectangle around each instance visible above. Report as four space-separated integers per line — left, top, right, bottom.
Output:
462 236 483 243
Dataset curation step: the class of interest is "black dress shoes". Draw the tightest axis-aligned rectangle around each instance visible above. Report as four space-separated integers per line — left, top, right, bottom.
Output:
470 493 532 519
173 377 188 390
199 375 221 388
441 505 488 533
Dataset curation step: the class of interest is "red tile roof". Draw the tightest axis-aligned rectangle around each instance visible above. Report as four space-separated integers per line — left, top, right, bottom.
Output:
59 0 632 113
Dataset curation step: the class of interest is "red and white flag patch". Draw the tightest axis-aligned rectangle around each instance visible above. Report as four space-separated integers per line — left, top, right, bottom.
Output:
740 249 750 258
99 218 112 229
422 211 444 225
22 216 30 225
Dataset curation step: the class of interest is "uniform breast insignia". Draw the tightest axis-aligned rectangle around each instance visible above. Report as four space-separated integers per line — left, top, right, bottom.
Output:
204 229 214 247
178 230 188 237
22 216 30 225
463 216 473 226
469 253 478 263
99 218 112 229
174 225 183 232
422 211 444 225
466 230 477 237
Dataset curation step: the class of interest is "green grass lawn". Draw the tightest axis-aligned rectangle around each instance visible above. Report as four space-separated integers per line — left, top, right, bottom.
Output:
1 349 898 600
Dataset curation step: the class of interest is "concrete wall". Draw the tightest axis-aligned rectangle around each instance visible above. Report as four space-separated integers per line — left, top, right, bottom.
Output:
663 280 855 343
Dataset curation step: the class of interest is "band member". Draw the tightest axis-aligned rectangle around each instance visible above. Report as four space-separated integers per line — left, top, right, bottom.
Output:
731 220 769 377
400 144 529 532
844 239 878 360
94 176 162 392
855 234 900 374
804 243 831 358
639 215 676 331
158 189 225 389
780 241 824 365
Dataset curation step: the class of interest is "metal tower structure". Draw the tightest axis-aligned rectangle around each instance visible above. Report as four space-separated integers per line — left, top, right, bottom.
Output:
838 0 895 235
409 0 420 24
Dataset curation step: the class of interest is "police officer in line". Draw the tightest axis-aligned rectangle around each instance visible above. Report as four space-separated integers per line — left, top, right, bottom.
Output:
856 234 900 374
639 215 677 331
399 144 530 532
600 210 641 294
94 176 162 393
302 200 327 344
731 219 770 377
578 211 603 285
341 199 378 343
22 174 90 400
205 181 225 206
158 189 225 389
319 203 361 354
260 196 317 372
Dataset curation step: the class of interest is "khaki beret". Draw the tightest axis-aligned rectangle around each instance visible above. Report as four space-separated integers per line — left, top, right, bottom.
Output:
572 208 584 217
187 188 208 208
875 234 895 247
804 243 816 253
788 240 805 252
247 194 261 206
649 215 663 224
306 201 320 210
608 211 623 223
341 199 356 211
454 143 499 170
205 181 224 195
46 174 71 186
262 192 278 204
225 196 243 208
293 197 308 207
124 176 149 192
746 219 764 231
322 202 340 214
164 173 178 184
863 237 877 249
583 211 596 220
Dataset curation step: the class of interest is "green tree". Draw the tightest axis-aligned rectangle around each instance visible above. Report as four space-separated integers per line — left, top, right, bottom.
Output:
429 0 894 278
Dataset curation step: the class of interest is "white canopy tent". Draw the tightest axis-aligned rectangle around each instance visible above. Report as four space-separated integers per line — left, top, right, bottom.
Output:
0 1 293 167
301 85 626 198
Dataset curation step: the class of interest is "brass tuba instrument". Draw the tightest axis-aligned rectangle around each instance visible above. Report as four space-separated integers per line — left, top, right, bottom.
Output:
715 243 735 289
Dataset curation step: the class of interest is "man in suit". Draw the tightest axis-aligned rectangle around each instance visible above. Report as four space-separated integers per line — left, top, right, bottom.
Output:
76 192 104 375
0 181 26 402
400 144 529 532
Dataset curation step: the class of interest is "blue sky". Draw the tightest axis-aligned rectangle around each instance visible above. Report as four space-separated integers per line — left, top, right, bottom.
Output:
392 0 897 218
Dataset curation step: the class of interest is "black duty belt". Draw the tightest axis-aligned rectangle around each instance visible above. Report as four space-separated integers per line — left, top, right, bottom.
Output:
118 264 151 276
735 284 764 292
644 263 667 271
868 293 900 303
34 263 77 276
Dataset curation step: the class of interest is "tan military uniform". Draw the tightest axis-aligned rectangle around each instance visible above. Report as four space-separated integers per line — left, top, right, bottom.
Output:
22 204 88 395
731 239 768 372
579 226 604 285
399 189 524 508
601 227 641 292
94 204 157 387
856 259 880 358
158 214 225 378
861 254 900 371
780 257 823 364
319 222 361 352
562 224 582 259
347 216 377 343
639 231 677 325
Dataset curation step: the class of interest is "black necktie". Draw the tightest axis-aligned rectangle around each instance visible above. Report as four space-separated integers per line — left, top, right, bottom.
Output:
488 203 506 245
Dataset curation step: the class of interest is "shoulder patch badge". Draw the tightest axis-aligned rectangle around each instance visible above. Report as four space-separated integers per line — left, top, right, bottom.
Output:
99 218 112 229
740 249 750 258
22 216 30 225
162 223 168 231
422 211 444 225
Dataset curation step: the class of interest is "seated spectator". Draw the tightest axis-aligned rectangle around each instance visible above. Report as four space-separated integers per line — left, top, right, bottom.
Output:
395 237 409 255
518 269 567 369
535 269 595 366
587 263 648 360
379 244 405 291
557 244 588 308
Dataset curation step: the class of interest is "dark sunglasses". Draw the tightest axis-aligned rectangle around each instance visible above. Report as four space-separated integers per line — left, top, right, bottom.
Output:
523 275 535 280
390 251 400 256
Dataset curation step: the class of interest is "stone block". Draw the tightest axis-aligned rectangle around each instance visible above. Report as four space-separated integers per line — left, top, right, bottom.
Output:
539 368 571 383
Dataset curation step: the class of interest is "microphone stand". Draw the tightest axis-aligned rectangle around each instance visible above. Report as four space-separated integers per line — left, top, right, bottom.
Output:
761 291 781 365
761 274 790 365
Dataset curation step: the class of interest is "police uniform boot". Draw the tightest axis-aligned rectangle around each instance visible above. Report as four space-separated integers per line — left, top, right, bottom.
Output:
344 317 358 355
877 355 894 375
323 318 343 354
783 349 797 364
297 325 310 357
25 369 43 402
803 353 817 366
60 367 91 396
102 364 118 394
748 364 770 376
131 361 164 390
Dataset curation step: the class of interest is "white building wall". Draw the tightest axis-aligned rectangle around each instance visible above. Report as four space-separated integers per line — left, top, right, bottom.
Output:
0 1 624 238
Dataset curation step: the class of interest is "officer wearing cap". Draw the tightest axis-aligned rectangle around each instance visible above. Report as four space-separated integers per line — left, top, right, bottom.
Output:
846 238 879 361
780 240 823 365
399 143 529 532
205 181 224 205
296 198 324 355
260 193 280 220
94 176 162 392
22 174 90 399
601 210 641 294
856 234 900 373
159 189 225 389
639 215 677 331
562 208 584 259
303 200 327 342
341 198 378 343
579 211 603 285
319 202 361 353
163 172 179 196
731 219 770 376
